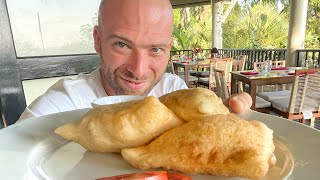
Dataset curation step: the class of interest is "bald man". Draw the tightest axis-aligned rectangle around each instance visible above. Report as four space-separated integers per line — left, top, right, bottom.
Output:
18 0 252 121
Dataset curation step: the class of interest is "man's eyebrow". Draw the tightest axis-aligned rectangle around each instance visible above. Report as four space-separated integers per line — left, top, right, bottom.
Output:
107 34 169 47
150 43 168 48
107 34 133 44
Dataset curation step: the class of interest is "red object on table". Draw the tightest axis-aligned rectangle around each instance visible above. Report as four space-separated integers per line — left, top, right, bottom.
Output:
181 61 189 64
288 70 318 75
240 71 259 75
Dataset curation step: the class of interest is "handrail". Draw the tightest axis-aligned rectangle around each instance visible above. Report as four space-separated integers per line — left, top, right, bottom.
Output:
171 48 320 70
171 48 287 70
296 49 320 68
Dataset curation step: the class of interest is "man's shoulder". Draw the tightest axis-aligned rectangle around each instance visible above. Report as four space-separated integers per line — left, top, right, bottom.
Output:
159 73 187 87
161 72 184 81
19 69 103 121
148 73 187 97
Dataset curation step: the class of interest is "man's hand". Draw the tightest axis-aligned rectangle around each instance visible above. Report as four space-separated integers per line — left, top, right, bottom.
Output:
223 92 253 114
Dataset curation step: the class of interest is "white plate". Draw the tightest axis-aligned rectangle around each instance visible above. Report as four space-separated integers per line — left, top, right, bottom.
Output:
0 110 319 180
91 95 145 107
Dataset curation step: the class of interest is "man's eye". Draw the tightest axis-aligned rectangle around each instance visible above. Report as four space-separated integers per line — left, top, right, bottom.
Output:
151 48 162 53
113 42 126 48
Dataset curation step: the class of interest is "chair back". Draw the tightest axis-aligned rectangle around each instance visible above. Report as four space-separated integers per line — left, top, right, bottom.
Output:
253 60 286 71
209 60 233 90
232 55 246 71
272 60 286 67
213 68 229 101
166 58 175 74
288 69 320 114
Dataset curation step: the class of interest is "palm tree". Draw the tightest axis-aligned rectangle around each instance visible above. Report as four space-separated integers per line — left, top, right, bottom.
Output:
223 2 289 48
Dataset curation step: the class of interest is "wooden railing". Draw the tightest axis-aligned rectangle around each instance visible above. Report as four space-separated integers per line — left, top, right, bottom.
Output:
296 49 320 68
171 48 320 70
171 48 287 70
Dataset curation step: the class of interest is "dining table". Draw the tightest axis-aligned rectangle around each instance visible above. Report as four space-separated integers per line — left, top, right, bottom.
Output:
230 69 296 110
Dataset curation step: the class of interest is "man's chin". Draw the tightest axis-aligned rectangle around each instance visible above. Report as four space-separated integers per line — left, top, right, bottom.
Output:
121 89 149 96
117 84 151 96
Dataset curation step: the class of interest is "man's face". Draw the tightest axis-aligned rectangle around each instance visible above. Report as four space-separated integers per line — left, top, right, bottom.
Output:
93 0 173 96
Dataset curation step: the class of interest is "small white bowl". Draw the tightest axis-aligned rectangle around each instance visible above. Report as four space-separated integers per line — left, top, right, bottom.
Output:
91 95 145 107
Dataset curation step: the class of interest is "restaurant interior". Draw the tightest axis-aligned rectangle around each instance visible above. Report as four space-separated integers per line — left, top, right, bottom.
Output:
1 0 320 179
0 0 319 128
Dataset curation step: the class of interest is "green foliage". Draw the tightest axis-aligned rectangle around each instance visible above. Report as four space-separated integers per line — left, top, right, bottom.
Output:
172 6 212 50
77 1 320 50
223 3 289 49
306 0 320 48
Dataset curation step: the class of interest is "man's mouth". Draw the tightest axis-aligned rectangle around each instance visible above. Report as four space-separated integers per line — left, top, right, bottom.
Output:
121 77 146 90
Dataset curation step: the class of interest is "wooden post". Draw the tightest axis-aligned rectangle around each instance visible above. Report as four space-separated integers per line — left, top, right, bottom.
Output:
287 0 309 67
211 0 223 49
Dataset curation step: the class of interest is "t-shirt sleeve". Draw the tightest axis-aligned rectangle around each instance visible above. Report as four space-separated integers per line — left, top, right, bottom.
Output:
148 73 188 97
18 89 76 122
17 80 77 122
17 73 101 122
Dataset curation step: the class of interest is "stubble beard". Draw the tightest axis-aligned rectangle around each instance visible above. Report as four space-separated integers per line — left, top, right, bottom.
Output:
101 63 163 96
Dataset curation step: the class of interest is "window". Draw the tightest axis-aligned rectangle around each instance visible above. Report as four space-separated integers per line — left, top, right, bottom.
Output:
7 0 100 57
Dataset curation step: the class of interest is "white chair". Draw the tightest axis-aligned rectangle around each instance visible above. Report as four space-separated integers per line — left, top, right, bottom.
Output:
269 69 320 126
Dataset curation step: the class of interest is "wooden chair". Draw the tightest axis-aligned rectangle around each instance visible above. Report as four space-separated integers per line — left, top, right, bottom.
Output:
195 58 233 79
253 60 286 71
232 55 246 92
213 68 229 100
197 59 233 91
213 67 271 113
269 69 320 126
166 58 175 74
232 55 246 71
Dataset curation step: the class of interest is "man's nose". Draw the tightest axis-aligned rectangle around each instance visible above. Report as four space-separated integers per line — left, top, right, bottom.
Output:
127 51 147 78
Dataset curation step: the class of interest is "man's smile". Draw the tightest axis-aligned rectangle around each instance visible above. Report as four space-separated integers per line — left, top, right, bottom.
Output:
121 77 146 90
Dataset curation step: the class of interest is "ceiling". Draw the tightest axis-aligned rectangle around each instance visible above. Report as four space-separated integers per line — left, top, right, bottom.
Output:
170 0 211 8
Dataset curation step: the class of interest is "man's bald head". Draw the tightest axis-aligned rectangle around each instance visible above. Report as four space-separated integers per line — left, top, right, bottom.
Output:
97 0 174 33
93 0 174 96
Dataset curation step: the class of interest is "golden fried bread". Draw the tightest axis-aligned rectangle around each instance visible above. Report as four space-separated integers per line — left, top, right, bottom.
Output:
159 88 230 121
121 114 275 179
54 96 184 153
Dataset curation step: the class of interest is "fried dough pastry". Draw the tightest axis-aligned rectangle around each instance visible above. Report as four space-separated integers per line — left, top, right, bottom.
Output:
159 88 230 121
54 96 184 153
121 114 275 179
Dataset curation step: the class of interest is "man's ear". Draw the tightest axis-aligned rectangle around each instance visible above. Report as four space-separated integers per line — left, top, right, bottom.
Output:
93 25 101 54
169 37 173 49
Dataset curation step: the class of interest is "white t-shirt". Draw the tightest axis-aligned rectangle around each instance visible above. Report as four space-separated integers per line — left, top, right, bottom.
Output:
18 69 187 121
